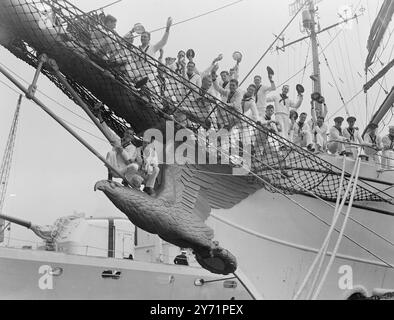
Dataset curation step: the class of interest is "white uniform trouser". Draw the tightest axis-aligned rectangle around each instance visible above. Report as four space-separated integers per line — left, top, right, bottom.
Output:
106 150 139 180
145 166 160 188
314 133 327 150
293 131 313 148
275 113 290 140
106 150 159 188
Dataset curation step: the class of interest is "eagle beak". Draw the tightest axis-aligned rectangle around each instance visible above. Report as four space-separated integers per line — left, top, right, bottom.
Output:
94 181 106 192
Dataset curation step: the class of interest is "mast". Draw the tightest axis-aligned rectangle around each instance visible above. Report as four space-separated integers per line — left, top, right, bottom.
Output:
282 1 364 118
305 1 322 116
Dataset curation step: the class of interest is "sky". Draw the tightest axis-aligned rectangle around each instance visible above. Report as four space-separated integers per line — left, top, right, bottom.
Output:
0 0 393 245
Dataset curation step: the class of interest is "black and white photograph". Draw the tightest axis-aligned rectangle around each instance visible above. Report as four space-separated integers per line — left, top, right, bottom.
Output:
0 0 393 303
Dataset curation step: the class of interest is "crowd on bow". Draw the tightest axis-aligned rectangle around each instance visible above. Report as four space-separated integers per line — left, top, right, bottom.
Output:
56 12 394 193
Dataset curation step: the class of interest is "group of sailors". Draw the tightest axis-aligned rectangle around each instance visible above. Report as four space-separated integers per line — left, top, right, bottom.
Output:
66 13 394 193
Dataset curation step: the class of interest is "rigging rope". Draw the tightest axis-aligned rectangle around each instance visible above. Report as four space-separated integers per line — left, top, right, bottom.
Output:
277 29 343 87
294 155 356 300
318 39 348 116
0 79 108 144
239 1 307 86
301 39 311 83
305 157 349 299
312 151 363 299
138 0 245 36
0 61 95 127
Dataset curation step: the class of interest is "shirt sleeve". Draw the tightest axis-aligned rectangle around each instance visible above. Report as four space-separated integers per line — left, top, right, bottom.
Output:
152 30 170 54
330 128 344 141
263 82 276 93
213 79 228 97
289 95 303 110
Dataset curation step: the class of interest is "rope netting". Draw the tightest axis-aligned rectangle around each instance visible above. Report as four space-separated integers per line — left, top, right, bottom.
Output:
0 0 390 203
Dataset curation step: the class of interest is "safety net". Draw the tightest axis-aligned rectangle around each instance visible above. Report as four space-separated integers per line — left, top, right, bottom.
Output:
0 0 391 204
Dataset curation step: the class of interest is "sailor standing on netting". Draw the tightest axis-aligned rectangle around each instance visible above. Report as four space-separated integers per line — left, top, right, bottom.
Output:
261 104 281 134
133 17 173 97
364 123 383 166
254 67 276 119
212 78 243 127
239 84 260 155
266 84 304 141
382 126 394 170
212 78 244 164
90 14 119 59
343 116 364 159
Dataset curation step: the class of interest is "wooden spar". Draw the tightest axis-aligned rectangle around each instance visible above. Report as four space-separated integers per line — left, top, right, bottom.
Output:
0 213 32 229
47 58 120 147
363 58 394 93
365 0 394 70
0 64 130 185
363 87 394 137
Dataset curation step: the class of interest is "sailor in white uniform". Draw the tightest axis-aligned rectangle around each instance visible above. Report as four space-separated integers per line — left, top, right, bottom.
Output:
327 116 347 155
364 123 383 166
309 100 328 152
382 126 394 169
267 85 303 140
254 72 276 119
292 112 315 151
343 116 364 159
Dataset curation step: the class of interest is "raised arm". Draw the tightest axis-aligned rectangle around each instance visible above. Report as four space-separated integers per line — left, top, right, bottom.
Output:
200 59 219 78
322 101 328 118
151 17 172 54
97 108 121 147
263 77 276 94
213 79 229 97
311 102 317 123
231 62 240 80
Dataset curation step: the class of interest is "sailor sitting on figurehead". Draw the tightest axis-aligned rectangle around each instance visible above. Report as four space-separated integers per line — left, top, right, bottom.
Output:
136 138 160 196
95 105 158 195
